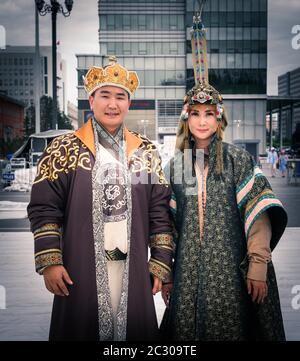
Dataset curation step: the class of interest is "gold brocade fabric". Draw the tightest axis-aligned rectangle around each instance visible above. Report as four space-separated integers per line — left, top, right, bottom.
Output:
33 134 92 185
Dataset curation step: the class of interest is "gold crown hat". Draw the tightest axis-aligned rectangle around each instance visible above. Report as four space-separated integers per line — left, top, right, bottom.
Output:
83 56 140 97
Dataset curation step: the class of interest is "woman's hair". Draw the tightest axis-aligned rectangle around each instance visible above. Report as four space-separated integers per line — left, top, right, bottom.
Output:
175 103 228 175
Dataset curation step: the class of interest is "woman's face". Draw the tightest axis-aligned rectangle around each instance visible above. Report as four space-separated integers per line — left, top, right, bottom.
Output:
188 103 218 142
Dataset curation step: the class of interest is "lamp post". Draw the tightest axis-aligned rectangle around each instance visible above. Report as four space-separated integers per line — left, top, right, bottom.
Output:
140 119 149 137
35 6 41 134
35 0 73 130
233 119 241 140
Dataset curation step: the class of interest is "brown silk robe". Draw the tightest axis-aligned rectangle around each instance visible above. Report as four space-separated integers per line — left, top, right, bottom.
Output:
27 119 173 341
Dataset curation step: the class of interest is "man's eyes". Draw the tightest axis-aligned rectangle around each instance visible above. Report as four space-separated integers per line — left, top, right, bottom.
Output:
100 95 125 100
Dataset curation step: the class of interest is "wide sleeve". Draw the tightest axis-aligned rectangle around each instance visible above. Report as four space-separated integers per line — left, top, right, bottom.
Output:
27 136 69 274
235 150 287 252
148 149 174 283
247 211 272 281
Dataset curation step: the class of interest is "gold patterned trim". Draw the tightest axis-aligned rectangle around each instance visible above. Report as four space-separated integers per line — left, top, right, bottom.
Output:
34 223 60 232
34 231 61 240
33 223 61 240
35 248 61 257
129 133 169 186
245 189 274 215
35 249 63 275
150 233 174 252
33 133 92 185
149 258 172 283
105 248 127 261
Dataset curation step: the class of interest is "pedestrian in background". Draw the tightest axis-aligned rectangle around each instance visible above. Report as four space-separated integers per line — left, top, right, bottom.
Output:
269 147 278 178
279 150 288 178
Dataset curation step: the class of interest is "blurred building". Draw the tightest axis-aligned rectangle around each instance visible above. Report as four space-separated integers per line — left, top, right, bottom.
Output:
0 45 66 111
278 67 300 139
77 0 268 156
0 94 25 142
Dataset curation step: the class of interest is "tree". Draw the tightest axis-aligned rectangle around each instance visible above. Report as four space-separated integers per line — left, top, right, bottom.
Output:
1 97 73 158
25 102 36 137
40 95 73 130
40 95 53 131
0 137 24 158
58 111 73 130
25 96 74 133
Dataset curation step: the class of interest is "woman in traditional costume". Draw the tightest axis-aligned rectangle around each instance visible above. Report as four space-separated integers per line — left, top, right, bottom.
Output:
160 10 287 341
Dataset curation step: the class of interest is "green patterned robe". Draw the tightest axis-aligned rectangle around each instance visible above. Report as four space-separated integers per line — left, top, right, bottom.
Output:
161 136 287 341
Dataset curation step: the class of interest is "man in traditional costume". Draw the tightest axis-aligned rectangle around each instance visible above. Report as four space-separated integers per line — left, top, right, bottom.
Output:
160 9 287 341
27 56 174 341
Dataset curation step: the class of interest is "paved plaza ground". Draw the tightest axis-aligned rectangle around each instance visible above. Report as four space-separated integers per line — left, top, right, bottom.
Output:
0 164 299 340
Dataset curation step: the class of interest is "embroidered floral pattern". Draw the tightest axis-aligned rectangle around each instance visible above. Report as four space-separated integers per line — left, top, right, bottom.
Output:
128 132 168 186
35 249 63 275
149 258 172 283
33 134 91 185
150 233 174 252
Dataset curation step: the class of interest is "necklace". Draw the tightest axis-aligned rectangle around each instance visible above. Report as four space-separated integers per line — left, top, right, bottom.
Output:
195 153 208 241
201 155 208 230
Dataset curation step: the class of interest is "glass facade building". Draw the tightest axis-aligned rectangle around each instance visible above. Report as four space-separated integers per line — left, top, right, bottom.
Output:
277 67 300 139
77 0 268 153
186 0 267 94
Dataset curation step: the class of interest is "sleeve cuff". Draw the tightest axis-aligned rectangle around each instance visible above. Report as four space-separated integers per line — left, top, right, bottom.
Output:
149 258 172 283
150 233 174 252
33 223 61 240
35 249 63 275
247 261 267 282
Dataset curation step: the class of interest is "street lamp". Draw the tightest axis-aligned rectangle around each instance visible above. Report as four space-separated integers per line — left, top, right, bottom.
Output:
140 119 149 137
233 119 241 140
35 0 73 130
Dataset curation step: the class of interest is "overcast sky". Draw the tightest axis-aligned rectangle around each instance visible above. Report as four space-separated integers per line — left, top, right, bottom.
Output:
0 0 299 105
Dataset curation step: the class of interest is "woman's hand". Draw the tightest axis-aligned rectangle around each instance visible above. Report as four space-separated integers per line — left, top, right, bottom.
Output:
152 276 162 295
161 283 173 307
247 278 268 304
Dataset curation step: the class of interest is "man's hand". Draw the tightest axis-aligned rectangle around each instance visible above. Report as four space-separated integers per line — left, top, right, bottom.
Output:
152 276 162 295
247 278 268 304
43 265 73 297
161 283 173 308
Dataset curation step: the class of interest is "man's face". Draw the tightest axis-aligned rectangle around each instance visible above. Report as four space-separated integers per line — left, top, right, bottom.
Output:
89 86 131 133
